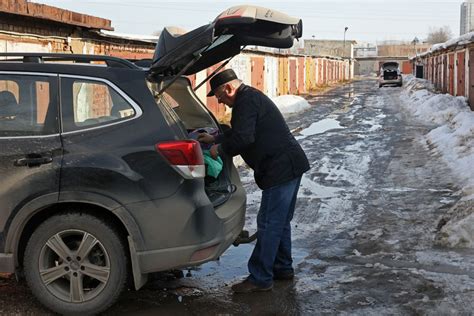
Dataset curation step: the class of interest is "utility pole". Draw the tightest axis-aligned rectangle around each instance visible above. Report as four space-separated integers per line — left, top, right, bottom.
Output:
412 37 420 58
343 26 349 58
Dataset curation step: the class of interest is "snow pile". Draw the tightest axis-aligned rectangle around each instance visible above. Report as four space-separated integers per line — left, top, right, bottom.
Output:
272 95 311 116
403 75 435 93
436 197 474 248
401 75 474 248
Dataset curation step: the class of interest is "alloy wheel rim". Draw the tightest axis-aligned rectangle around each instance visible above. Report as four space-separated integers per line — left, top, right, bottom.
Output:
38 229 111 303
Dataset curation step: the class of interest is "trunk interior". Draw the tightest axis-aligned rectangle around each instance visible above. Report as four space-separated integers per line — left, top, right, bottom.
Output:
383 69 398 80
151 77 235 207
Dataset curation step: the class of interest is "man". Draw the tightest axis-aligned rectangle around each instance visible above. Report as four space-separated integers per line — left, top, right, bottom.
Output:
198 69 309 293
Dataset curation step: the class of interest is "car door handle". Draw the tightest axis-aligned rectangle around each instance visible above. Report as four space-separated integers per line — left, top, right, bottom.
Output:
14 156 53 167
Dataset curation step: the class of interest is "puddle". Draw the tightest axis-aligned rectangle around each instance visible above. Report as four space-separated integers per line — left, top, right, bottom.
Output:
191 244 252 287
296 119 345 140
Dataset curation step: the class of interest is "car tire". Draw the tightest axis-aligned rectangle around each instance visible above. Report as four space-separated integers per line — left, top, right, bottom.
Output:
24 212 128 315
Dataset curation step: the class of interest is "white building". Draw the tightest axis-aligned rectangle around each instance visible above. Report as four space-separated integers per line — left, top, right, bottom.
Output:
460 0 474 35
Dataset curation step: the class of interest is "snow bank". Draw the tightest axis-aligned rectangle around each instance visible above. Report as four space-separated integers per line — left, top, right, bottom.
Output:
272 95 311 116
401 75 474 248
401 75 474 192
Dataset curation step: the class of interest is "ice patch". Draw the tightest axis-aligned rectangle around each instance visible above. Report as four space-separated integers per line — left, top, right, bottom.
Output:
296 118 345 140
337 276 366 284
300 174 341 199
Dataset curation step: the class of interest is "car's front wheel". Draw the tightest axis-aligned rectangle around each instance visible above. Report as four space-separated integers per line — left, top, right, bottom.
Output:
24 212 128 315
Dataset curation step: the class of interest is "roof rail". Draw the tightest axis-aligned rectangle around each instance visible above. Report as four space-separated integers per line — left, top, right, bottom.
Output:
0 53 141 69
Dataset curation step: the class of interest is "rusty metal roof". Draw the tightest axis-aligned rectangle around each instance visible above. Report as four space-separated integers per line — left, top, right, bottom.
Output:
0 0 113 31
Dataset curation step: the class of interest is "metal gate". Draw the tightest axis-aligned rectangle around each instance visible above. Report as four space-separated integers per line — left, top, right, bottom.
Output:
469 50 474 110
289 58 297 94
402 61 412 74
457 51 466 97
251 56 265 92
443 55 448 93
298 57 306 94
206 64 225 118
449 54 455 95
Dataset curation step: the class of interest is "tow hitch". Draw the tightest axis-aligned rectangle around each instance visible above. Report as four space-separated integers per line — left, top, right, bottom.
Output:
233 230 257 246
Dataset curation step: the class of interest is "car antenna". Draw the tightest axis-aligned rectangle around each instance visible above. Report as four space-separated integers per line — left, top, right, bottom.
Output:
194 45 246 92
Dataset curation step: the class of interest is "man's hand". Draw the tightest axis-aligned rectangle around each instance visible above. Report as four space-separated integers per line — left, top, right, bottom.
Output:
210 144 219 159
197 132 215 144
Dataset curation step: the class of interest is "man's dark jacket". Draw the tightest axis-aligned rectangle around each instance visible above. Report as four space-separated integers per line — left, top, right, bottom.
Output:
217 84 309 190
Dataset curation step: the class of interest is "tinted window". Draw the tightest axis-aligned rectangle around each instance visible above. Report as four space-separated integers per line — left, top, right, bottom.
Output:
61 78 136 132
0 74 58 137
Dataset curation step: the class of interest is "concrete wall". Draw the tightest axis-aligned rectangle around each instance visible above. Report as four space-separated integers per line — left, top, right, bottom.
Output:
378 44 431 58
355 60 379 75
304 39 355 58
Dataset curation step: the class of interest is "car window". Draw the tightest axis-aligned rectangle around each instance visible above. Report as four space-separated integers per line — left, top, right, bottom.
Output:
0 74 58 137
61 78 136 132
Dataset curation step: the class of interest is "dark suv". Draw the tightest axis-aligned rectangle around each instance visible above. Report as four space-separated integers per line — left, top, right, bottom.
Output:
0 5 302 314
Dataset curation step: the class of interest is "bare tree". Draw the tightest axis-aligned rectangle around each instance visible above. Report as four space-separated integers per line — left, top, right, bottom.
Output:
426 26 453 44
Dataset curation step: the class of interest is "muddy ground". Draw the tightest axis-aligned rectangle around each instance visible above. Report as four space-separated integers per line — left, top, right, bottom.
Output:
1 78 473 315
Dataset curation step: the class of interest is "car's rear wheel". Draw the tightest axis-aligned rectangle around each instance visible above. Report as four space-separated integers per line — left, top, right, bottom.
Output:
24 213 128 315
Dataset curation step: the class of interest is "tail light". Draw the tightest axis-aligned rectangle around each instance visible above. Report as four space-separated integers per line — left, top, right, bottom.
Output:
156 140 205 179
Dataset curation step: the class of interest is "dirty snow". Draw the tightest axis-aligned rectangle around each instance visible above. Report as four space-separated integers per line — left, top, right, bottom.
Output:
401 75 474 247
272 95 311 116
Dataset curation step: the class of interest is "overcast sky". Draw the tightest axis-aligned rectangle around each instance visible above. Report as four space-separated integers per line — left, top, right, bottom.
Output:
37 0 463 43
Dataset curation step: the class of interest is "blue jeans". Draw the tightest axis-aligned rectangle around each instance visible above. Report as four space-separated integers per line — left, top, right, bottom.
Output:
248 176 302 287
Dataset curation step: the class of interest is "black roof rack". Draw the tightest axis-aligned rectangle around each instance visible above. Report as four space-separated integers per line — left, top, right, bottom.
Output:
0 53 141 69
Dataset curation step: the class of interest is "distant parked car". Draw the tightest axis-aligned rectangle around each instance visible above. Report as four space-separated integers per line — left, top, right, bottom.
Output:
379 62 403 87
0 5 302 315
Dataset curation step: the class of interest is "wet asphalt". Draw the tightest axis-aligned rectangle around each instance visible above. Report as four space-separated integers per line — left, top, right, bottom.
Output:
1 78 473 315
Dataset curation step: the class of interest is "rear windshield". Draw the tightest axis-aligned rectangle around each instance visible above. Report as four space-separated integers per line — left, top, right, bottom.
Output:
147 78 216 130
146 81 183 128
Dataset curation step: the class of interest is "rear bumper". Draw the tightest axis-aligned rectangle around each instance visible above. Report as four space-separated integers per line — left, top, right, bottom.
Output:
137 201 245 273
380 78 402 85
0 254 14 273
135 182 247 274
